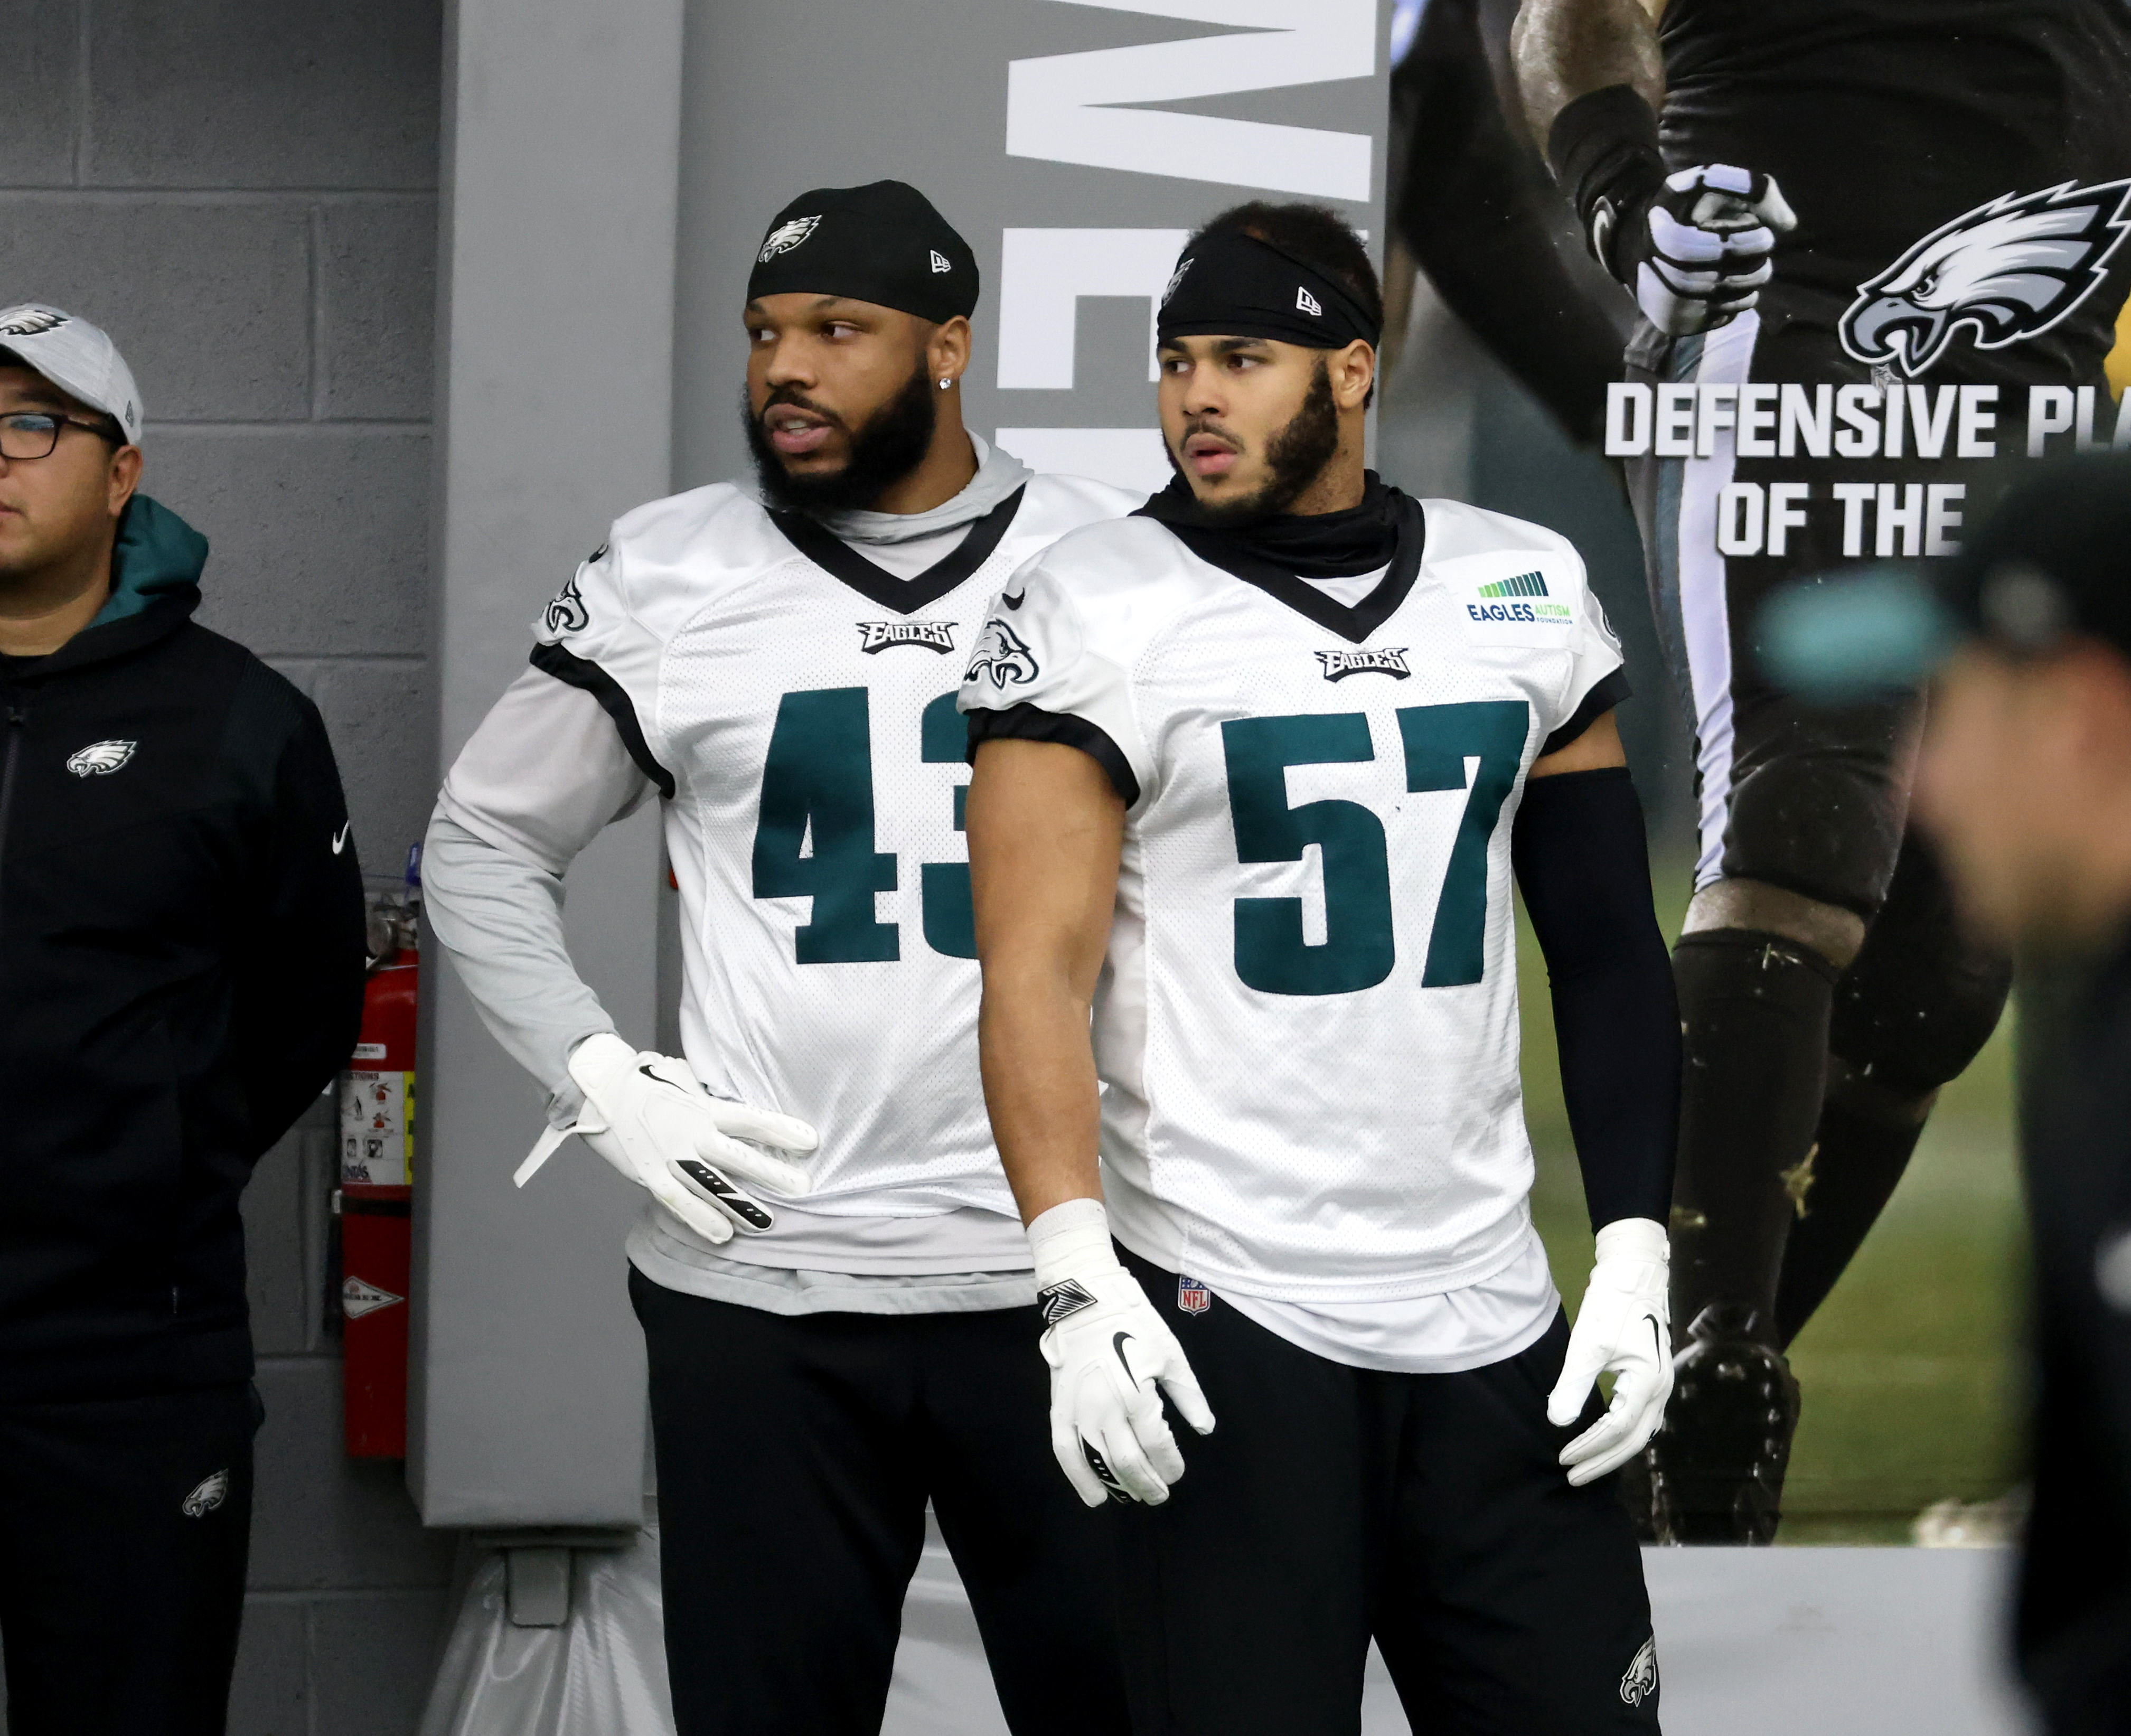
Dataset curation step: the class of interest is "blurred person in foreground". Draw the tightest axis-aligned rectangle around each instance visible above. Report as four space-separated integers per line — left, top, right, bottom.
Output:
0 304 365 1734
1909 453 2131 1736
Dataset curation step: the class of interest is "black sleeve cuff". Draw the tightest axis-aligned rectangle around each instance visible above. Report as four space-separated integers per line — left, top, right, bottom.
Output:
530 642 674 799
966 703 1140 806
1541 666 1631 759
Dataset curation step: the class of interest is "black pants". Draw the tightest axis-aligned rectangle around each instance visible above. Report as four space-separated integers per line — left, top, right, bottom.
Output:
0 1381 259 1736
1112 1253 1660 1736
631 1269 1130 1736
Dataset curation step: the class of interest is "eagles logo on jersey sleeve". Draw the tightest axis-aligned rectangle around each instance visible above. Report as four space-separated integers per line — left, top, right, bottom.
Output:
530 525 677 797
959 539 1161 808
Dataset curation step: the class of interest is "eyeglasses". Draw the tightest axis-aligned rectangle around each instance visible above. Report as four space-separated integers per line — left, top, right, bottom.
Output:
0 411 122 461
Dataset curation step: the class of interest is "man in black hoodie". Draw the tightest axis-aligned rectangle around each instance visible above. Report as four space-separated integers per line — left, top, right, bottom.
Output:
0 304 365 1736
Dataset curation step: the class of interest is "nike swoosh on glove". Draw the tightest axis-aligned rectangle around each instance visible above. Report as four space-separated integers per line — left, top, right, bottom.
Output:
514 1031 818 1246
1599 163 1797 337
1028 1199 1215 1507
1547 1216 1673 1486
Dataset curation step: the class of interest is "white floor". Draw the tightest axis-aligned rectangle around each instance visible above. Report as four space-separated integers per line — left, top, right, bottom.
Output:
887 1528 2036 1736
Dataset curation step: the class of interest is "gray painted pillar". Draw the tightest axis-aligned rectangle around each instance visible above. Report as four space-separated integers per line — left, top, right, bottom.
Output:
412 0 684 1527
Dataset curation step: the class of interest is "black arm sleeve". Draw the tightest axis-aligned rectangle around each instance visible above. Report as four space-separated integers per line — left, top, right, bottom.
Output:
1392 0 1633 448
1512 765 1678 1230
229 674 368 1159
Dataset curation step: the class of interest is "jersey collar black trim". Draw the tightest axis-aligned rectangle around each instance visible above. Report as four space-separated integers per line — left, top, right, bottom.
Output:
766 485 1028 615
530 642 676 799
1139 492 1427 645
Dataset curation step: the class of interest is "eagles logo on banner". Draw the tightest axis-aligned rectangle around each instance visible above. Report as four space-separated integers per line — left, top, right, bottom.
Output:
1840 179 2131 379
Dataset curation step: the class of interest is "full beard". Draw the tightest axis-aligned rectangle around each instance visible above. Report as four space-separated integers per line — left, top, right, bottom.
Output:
745 364 938 515
1171 358 1340 527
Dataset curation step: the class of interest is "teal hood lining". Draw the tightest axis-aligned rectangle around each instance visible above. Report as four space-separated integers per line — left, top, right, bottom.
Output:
91 494 209 627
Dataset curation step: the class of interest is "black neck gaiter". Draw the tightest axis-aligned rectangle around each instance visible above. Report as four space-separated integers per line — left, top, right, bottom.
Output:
1137 470 1406 579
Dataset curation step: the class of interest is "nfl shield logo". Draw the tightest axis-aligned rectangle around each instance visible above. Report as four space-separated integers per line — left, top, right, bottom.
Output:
1176 1275 1211 1316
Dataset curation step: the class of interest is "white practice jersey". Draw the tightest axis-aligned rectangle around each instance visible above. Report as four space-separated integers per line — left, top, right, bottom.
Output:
959 496 1626 1307
530 467 1135 1234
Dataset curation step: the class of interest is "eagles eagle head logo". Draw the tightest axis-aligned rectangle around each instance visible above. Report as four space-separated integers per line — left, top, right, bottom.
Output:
182 1469 230 1518
963 617 1039 691
66 739 136 777
543 573 590 636
758 215 821 264
1618 1636 1659 1709
1839 180 2131 379
0 306 68 340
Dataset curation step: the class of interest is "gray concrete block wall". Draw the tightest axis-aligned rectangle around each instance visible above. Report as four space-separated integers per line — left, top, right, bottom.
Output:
0 3 449 1731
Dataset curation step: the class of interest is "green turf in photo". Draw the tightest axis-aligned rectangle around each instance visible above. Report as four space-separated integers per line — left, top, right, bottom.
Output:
1516 860 2025 1545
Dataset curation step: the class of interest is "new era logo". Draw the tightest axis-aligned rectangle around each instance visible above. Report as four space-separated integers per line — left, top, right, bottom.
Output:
858 620 956 654
1316 647 1410 681
930 249 952 274
1297 286 1322 316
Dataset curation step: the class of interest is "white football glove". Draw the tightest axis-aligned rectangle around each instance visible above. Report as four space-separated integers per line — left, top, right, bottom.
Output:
1029 1199 1215 1507
1547 1216 1673 1486
1599 163 1797 336
514 1032 818 1246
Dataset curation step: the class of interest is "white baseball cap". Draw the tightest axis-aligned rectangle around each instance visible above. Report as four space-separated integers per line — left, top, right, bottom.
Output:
0 304 144 445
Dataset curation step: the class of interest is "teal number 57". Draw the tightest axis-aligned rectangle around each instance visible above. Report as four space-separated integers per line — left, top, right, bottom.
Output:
1219 701 1528 997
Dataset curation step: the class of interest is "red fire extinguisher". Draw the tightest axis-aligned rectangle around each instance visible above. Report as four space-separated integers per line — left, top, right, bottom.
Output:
337 846 421 1458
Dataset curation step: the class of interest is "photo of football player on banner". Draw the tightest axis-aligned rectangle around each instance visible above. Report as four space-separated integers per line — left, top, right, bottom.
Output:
1442 0 2131 1545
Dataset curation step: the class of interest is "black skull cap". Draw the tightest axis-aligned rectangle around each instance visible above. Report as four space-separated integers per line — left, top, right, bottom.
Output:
747 181 979 326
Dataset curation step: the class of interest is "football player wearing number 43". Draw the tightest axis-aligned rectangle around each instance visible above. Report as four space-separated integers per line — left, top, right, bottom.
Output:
423 180 1140 1736
962 204 1682 1735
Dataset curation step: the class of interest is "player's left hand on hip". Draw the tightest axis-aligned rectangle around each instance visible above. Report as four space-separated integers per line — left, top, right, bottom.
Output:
515 1031 819 1245
1547 1217 1673 1486
1609 164 1797 336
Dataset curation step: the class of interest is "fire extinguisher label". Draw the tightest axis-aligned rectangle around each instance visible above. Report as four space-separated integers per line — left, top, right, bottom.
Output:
342 1274 406 1319
340 1069 416 1185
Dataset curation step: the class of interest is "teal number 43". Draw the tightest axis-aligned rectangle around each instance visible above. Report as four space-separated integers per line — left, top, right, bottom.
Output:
1219 700 1527 997
750 687 975 964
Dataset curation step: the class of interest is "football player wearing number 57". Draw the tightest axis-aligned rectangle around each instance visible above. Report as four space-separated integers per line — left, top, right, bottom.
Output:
424 181 1138 1735
962 204 1681 1735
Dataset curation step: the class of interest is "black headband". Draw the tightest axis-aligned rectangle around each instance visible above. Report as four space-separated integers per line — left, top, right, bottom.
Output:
1156 229 1379 352
747 180 978 326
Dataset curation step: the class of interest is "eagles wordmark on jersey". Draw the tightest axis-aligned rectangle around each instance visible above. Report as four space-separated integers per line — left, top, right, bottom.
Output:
961 501 1627 1305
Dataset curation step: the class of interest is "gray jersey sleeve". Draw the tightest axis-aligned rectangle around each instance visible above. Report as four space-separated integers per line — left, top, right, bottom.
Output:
425 667 656 1124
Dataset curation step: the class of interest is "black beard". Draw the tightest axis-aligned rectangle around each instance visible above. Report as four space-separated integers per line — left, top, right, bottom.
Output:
745 365 938 515
1171 359 1340 527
